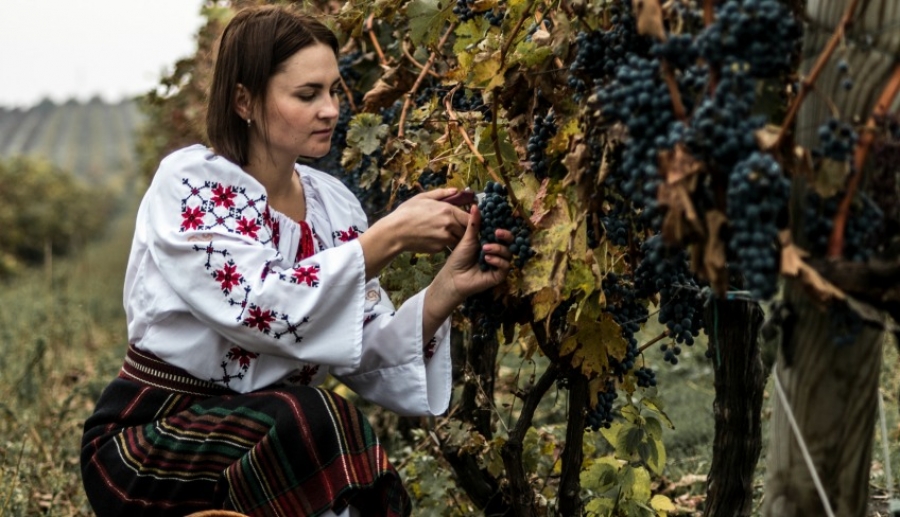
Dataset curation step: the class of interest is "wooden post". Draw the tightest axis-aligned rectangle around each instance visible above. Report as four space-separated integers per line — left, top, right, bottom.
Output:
762 1 899 515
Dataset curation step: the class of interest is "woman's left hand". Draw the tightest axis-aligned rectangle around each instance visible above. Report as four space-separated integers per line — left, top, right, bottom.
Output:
431 205 513 308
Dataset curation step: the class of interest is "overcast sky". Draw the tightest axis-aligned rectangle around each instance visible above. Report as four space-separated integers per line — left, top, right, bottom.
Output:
0 1 206 108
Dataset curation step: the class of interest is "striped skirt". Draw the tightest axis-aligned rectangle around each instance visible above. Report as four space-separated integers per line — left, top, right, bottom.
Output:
81 374 410 516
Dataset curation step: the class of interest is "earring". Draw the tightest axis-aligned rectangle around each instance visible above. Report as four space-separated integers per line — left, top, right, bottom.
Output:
246 118 252 127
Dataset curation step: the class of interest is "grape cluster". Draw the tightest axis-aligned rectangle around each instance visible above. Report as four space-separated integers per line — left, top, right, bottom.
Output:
684 64 765 170
418 85 492 122
651 34 699 71
600 200 641 247
813 118 858 162
635 236 705 349
603 273 649 376
569 0 650 93
417 167 447 190
453 0 477 22
696 0 802 78
659 342 683 365
596 55 682 213
461 291 501 345
484 5 505 26
635 366 657 388
477 182 535 270
528 112 557 178
837 58 854 91
726 152 791 299
586 381 618 431
803 192 884 262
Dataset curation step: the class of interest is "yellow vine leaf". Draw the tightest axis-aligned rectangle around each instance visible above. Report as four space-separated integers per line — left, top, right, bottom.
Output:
651 494 676 515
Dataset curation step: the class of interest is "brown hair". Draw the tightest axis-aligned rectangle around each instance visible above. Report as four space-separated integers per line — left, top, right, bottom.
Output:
206 5 339 166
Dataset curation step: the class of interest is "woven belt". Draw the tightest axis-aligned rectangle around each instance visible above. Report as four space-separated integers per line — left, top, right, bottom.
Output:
119 344 234 397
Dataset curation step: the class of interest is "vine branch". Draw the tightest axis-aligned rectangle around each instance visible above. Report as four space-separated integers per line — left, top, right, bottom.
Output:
364 14 388 65
827 62 900 258
500 0 537 68
398 23 457 139
774 0 861 150
638 330 670 354
500 363 559 517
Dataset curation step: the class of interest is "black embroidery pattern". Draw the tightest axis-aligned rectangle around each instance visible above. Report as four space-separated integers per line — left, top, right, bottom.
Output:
211 346 258 387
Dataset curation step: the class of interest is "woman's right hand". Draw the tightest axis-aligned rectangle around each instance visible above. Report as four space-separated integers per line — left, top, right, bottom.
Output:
357 188 469 280
378 188 470 254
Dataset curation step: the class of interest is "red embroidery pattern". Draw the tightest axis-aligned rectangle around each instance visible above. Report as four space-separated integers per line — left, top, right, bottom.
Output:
211 184 237 208
236 217 261 239
179 179 275 245
181 206 205 231
287 364 320 385
214 261 243 294
332 225 361 243
193 242 311 343
243 305 277 333
227 346 259 368
424 337 437 360
290 265 320 287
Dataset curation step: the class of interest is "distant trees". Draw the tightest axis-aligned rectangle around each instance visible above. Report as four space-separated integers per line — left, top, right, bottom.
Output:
0 156 113 277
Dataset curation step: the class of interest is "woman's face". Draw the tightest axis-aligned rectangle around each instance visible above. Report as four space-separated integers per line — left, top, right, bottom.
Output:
252 43 341 162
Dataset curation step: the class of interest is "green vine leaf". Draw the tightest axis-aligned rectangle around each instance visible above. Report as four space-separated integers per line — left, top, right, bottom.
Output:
405 0 453 47
346 113 389 155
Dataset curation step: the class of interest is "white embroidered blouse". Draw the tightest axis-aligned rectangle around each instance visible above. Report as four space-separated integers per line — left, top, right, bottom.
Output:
124 144 452 416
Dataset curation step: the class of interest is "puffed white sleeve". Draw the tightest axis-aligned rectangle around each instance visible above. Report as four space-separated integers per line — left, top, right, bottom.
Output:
331 284 452 416
143 147 368 368
302 167 453 417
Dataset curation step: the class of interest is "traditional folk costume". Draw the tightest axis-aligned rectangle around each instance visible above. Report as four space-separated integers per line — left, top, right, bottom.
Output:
81 145 452 517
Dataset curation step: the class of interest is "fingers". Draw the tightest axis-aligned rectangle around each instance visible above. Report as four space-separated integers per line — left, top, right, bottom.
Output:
419 187 460 200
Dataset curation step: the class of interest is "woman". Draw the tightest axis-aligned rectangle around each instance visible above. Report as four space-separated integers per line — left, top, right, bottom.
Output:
80 5 513 517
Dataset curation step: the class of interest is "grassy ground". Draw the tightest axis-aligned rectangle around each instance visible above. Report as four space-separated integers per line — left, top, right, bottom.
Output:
1 199 898 515
0 206 132 516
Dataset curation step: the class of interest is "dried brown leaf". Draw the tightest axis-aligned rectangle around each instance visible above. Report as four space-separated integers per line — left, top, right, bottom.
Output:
529 178 552 226
779 230 846 302
659 144 702 184
362 65 416 113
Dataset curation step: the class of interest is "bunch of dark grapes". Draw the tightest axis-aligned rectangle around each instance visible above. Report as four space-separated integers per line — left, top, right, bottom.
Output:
650 34 699 71
453 0 477 22
550 297 576 338
417 85 492 122
603 273 648 376
726 152 791 299
635 366 657 388
484 4 505 26
527 112 557 179
837 58 854 91
803 192 884 262
600 200 642 247
813 118 858 162
586 381 618 431
462 291 501 345
417 167 447 190
683 64 765 170
477 182 535 270
596 55 682 214
635 236 705 361
569 0 650 94
696 0 802 78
